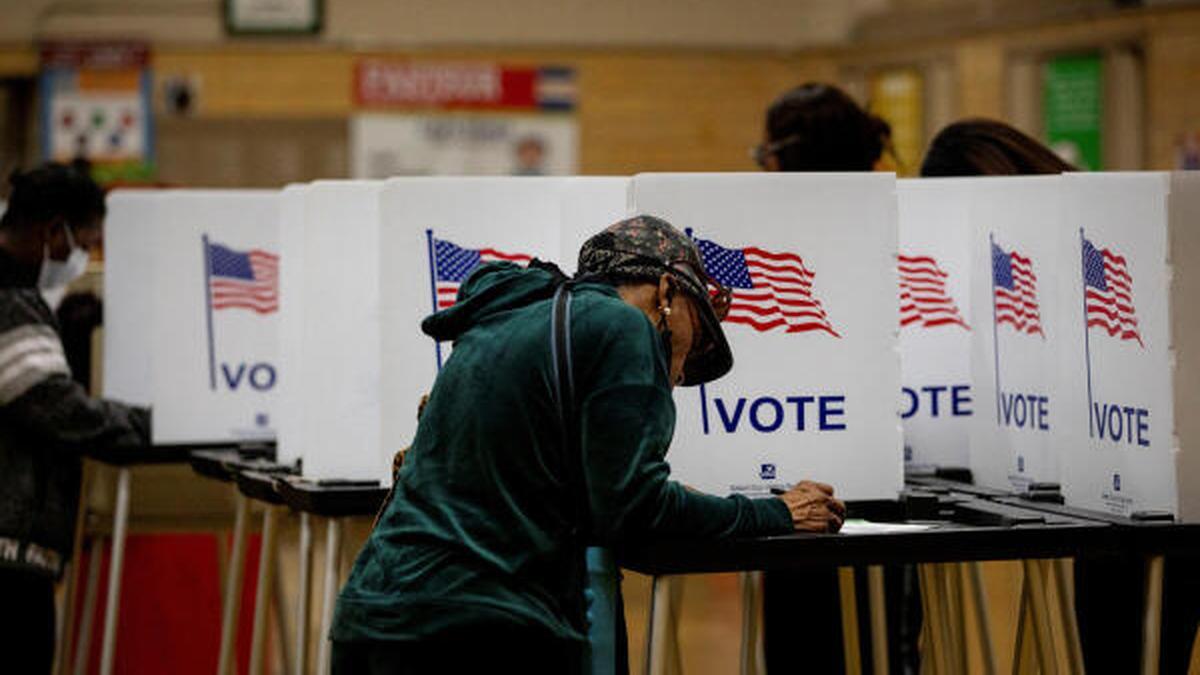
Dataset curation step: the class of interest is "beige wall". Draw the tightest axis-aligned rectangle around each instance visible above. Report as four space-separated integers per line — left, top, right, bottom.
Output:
2 4 1200 183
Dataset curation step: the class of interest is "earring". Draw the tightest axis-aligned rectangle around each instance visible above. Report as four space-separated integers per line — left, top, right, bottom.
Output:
660 305 672 316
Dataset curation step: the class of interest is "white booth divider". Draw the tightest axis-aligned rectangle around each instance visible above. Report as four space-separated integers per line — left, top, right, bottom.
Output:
559 176 631 274
275 183 308 468
897 179 975 471
629 173 903 501
968 176 1066 493
103 190 162 407
1054 172 1200 520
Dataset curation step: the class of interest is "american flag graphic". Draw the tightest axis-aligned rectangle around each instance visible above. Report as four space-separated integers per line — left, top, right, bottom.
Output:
991 241 1043 336
432 237 532 310
694 235 839 337
206 240 278 314
1083 235 1142 346
898 253 969 330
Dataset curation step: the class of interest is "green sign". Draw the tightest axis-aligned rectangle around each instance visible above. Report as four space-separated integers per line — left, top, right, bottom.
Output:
1044 54 1103 171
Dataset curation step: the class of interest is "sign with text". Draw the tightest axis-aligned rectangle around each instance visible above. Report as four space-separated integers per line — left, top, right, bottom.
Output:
354 61 576 111
897 179 974 470
630 173 903 501
968 177 1067 492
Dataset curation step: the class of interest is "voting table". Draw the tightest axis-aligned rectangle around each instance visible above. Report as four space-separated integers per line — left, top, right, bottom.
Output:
619 482 1200 675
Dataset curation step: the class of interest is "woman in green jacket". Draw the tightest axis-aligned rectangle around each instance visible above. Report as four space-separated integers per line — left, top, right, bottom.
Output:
331 215 844 674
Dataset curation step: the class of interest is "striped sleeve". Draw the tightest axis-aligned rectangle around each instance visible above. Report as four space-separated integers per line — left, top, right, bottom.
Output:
0 324 70 406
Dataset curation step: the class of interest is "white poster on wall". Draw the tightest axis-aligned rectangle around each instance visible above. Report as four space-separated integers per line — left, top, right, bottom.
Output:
968 176 1067 493
351 114 578 178
147 190 280 445
1056 172 1176 517
630 173 903 502
897 179 975 471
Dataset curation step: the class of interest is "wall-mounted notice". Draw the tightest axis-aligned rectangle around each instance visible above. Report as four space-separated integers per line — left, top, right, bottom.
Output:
629 173 902 502
351 61 578 178
968 176 1067 493
40 41 155 183
897 179 974 471
1044 54 1103 171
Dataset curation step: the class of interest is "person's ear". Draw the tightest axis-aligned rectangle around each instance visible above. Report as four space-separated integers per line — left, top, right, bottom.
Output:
656 273 675 315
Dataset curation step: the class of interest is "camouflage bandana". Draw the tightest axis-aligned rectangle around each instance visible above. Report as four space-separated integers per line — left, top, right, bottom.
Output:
576 214 734 386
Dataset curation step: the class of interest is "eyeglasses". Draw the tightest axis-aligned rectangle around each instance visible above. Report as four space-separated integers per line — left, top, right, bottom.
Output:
749 133 805 169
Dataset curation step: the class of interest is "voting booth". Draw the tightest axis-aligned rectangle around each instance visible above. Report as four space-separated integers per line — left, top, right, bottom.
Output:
280 177 630 485
968 177 1068 493
897 179 975 472
629 173 903 501
1053 172 1200 521
104 189 281 445
276 183 308 469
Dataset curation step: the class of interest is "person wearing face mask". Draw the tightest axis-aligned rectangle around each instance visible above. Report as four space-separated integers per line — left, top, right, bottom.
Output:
330 215 845 674
0 163 151 674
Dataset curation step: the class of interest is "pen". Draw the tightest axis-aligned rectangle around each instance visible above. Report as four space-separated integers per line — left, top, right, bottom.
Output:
769 487 786 495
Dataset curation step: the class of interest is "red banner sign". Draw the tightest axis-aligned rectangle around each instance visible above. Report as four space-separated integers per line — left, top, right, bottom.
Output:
354 60 575 111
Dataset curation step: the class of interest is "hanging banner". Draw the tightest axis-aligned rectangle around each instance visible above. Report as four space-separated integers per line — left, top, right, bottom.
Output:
39 41 155 183
1044 54 1103 171
351 61 578 178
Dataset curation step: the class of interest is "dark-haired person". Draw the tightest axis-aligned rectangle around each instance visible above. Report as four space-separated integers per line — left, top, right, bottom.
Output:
920 118 1076 176
755 82 894 172
331 216 845 674
0 163 150 674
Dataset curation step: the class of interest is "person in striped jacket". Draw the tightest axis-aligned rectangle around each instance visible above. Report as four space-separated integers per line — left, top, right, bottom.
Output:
0 163 150 674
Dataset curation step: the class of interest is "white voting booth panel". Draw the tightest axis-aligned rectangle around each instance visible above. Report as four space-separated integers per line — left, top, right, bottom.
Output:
275 183 307 468
968 176 1067 493
629 173 903 502
287 180 383 483
897 179 975 471
148 190 281 445
1055 172 1200 520
103 190 161 407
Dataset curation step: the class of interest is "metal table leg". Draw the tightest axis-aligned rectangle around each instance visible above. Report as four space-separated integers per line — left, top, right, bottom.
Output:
317 517 343 675
294 512 314 675
963 562 996 675
72 537 103 675
98 467 131 675
1051 558 1084 675
838 567 863 675
217 493 251 675
1141 554 1165 675
739 571 764 675
1021 559 1058 675
867 565 888 675
249 506 280 675
918 564 951 675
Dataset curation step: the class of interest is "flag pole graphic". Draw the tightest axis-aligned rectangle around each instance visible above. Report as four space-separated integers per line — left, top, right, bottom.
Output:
425 229 444 370
1080 228 1096 437
990 233 1002 424
202 234 217 390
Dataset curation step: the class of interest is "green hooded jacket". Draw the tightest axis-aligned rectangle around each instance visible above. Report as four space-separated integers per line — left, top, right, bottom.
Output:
331 262 792 644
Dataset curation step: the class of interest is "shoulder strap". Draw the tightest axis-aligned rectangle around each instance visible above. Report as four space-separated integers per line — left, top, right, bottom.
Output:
550 283 590 541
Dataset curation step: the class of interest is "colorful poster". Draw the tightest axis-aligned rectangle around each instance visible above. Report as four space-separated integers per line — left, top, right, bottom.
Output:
869 69 923 176
351 61 578 178
1044 54 1103 171
40 41 155 182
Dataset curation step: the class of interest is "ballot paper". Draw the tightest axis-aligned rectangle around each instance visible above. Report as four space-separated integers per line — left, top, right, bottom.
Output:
629 173 903 502
838 519 933 535
1054 172 1200 520
897 179 975 471
967 176 1067 493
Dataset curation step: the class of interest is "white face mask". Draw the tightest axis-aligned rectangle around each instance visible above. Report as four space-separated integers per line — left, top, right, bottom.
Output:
38 224 90 308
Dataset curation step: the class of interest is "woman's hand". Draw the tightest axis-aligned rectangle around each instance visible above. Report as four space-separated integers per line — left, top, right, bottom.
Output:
778 480 846 533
